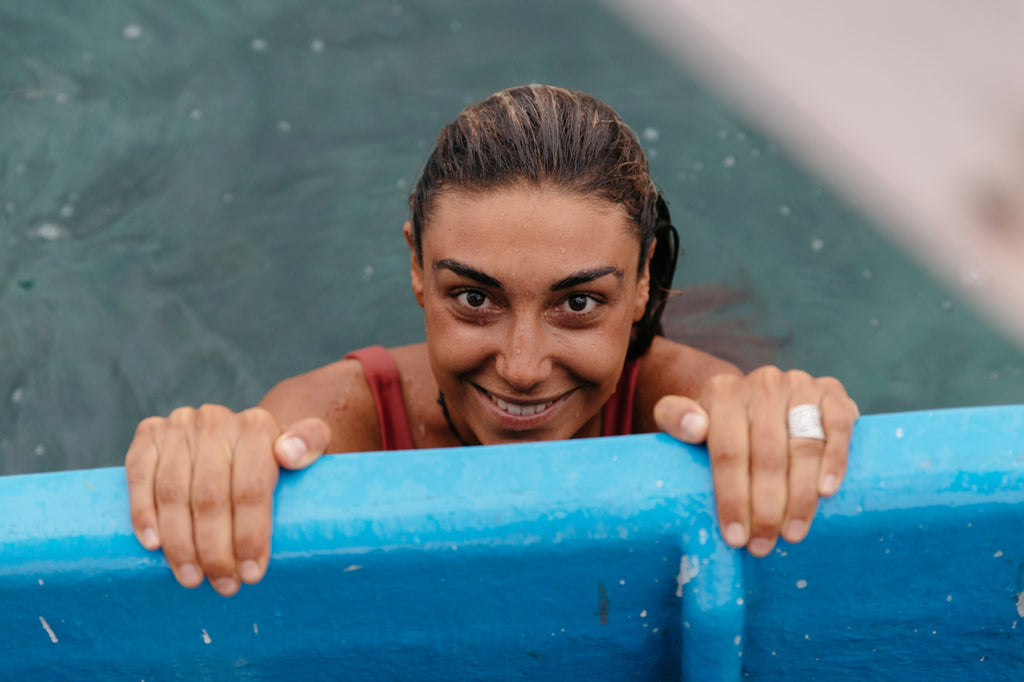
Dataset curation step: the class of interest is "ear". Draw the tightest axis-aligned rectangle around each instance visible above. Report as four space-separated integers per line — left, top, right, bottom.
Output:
633 239 655 322
404 221 425 308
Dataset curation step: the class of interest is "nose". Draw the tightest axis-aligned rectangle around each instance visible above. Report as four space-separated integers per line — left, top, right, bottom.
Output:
494 315 553 392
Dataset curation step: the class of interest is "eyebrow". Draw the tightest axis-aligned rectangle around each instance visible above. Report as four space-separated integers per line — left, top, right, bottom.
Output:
434 259 623 292
550 266 623 291
434 259 503 289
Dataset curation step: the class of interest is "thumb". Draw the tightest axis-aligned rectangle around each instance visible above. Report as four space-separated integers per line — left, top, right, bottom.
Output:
653 395 710 444
274 417 331 470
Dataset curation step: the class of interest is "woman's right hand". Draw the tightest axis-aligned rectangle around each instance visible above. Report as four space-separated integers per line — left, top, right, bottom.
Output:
124 404 330 596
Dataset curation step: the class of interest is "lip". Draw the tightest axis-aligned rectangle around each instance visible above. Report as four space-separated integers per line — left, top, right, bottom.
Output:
472 384 575 431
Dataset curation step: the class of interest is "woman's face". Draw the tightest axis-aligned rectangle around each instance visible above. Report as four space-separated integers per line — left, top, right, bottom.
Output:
406 186 651 444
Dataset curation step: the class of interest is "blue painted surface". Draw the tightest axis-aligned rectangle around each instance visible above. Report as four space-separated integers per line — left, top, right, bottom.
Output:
2 406 1023 680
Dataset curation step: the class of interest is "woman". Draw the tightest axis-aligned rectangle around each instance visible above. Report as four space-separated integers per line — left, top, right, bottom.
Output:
125 85 859 597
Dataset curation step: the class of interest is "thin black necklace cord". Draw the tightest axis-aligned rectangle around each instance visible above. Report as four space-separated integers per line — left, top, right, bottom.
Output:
437 391 471 447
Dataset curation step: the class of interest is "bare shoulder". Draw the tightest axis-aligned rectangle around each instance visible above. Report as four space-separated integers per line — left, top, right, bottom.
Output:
258 355 382 453
633 336 743 432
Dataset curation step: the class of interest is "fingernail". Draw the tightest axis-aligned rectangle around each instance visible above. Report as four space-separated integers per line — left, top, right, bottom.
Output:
748 537 775 557
140 527 159 550
820 474 838 496
723 522 747 547
785 519 808 542
178 563 202 587
279 436 307 463
214 577 239 596
680 412 708 440
240 560 262 584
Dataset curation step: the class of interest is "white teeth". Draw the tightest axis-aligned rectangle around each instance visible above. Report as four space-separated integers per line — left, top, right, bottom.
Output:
492 396 551 417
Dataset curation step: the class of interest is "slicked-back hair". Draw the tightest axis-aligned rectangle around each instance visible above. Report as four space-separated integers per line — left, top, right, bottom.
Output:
408 84 679 358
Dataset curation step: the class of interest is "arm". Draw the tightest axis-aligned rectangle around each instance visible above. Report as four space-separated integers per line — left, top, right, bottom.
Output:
637 336 859 557
124 358 380 596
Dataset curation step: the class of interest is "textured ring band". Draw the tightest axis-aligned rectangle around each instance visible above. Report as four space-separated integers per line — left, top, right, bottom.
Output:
787 404 826 440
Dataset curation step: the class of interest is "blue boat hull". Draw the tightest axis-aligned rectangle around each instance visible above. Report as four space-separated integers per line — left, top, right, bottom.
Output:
2 406 1023 679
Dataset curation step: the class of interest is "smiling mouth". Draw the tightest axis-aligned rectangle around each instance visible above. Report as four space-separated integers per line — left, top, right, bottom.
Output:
489 394 553 417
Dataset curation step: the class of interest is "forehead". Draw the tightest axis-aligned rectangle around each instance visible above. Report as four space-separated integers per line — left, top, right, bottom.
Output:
423 187 640 269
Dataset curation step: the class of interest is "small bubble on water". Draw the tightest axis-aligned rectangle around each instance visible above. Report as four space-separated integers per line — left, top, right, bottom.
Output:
717 129 729 140
779 205 790 216
362 265 374 280
31 223 71 241
450 19 463 32
189 108 203 121
810 237 824 252
395 178 409 190
941 300 954 312
642 127 660 142
735 132 747 142
310 39 325 53
54 93 69 105
81 52 94 63
862 268 873 279
222 192 235 204
5 202 15 213
34 444 46 457
869 318 880 329
692 161 704 171
58 204 74 219
750 147 761 158
277 120 292 133
796 579 808 589
722 156 736 168
15 163 26 174
122 24 143 40
11 388 23 404
251 38 268 52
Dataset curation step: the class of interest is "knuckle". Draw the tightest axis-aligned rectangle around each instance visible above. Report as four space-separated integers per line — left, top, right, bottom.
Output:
168 406 196 427
752 446 788 472
232 472 273 508
238 407 271 431
134 416 165 439
751 507 785 531
196 403 231 428
751 365 783 387
154 475 190 506
190 481 228 515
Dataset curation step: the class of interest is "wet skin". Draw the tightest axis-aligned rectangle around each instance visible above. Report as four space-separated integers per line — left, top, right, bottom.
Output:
406 185 651 445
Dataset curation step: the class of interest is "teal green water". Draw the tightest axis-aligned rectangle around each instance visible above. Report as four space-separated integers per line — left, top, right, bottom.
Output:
2 1 1022 475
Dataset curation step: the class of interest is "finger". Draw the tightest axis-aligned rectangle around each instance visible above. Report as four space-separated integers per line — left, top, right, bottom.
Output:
781 404 826 544
818 388 860 496
126 418 163 551
704 378 752 549
653 396 710 443
746 385 789 557
155 408 204 589
274 417 332 470
233 409 282 585
190 405 240 597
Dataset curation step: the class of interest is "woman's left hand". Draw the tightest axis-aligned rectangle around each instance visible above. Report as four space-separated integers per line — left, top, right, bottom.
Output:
653 366 859 557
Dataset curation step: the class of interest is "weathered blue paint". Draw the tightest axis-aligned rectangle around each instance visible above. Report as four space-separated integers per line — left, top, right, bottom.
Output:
1 406 1023 680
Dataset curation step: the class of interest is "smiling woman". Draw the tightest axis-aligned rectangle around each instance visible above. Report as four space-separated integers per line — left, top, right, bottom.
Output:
124 84 859 597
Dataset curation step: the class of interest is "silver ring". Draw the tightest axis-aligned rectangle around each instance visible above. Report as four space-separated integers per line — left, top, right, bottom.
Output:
787 404 826 440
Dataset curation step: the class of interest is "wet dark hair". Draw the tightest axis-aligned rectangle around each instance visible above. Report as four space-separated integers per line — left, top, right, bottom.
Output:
409 84 679 359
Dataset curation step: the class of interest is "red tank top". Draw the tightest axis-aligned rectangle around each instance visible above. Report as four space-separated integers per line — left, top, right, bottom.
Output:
344 346 641 451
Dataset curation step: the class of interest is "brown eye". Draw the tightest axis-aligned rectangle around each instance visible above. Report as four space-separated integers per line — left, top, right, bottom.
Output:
563 294 596 314
458 291 487 307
